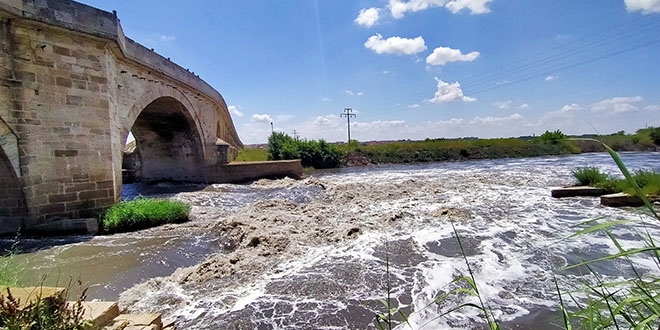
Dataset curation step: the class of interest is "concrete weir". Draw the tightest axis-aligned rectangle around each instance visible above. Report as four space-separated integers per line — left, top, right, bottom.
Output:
0 0 302 234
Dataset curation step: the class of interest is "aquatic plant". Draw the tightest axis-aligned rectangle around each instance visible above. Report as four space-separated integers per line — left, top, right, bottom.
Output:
101 198 190 234
558 140 660 329
571 167 610 186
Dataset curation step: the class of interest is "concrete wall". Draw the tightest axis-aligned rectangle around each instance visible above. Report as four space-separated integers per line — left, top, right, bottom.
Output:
208 160 303 184
0 0 244 229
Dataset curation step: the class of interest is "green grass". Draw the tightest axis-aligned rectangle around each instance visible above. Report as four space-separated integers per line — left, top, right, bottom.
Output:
558 139 660 329
571 167 610 186
234 147 268 162
101 198 190 234
571 166 660 195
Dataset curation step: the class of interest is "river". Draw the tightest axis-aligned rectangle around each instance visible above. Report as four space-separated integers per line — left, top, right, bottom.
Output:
2 152 659 329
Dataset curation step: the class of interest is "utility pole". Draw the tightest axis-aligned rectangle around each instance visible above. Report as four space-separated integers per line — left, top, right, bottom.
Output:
340 108 356 143
270 122 274 134
292 129 299 141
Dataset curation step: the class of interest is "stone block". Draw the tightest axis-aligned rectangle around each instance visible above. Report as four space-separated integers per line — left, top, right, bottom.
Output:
48 192 78 203
601 193 644 207
79 301 119 327
551 186 610 198
114 314 162 329
1 287 65 309
79 189 108 200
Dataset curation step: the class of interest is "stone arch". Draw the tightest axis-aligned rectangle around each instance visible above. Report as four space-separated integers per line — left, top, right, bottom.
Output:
123 87 207 183
0 119 26 225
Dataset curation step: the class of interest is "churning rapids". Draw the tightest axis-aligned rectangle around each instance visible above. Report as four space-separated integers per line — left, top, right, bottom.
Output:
3 152 660 329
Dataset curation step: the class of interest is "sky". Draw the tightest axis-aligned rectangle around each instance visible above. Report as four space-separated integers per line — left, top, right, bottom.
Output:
80 0 660 144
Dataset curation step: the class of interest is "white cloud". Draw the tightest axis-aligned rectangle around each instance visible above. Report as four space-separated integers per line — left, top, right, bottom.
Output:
644 105 660 111
355 7 381 27
518 103 529 109
591 96 642 114
540 104 582 121
277 114 293 122
321 97 331 102
364 34 427 55
426 46 480 66
408 104 421 108
389 0 494 18
345 90 364 96
493 100 512 109
251 113 273 123
382 70 389 74
227 105 243 117
159 34 176 42
625 0 660 13
545 75 557 81
428 77 476 103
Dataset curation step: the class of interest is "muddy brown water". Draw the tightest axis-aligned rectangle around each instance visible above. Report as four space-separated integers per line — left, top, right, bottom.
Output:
2 152 659 329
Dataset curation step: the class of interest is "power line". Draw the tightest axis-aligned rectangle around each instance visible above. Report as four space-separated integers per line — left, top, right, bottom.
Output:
356 15 660 121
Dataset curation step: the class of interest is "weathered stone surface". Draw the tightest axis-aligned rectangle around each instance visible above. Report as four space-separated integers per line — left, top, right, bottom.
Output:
551 186 610 198
114 313 162 329
0 287 65 309
25 217 98 235
79 301 120 328
600 193 645 207
0 0 247 228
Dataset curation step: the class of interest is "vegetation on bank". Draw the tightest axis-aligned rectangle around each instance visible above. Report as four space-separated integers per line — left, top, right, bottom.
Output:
236 127 659 169
267 132 343 169
101 198 190 234
572 167 660 195
234 147 268 162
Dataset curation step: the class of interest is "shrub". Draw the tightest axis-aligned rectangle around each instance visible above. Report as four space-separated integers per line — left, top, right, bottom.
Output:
539 129 566 144
649 127 660 145
101 198 190 234
571 167 609 186
267 132 343 169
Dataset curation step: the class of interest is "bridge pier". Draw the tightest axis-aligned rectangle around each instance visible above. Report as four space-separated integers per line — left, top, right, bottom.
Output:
0 0 242 233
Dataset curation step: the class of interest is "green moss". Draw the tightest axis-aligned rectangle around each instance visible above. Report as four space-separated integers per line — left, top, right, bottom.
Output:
101 198 190 234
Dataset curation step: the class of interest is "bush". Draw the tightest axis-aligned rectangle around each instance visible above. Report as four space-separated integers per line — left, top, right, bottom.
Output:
267 132 343 169
539 129 566 144
102 198 190 234
649 127 660 145
571 167 610 186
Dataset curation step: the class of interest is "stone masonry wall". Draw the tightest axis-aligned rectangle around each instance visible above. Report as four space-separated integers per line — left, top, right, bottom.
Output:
0 0 244 226
0 17 115 223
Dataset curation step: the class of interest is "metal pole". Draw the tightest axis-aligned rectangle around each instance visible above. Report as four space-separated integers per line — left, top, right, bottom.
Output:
340 108 356 143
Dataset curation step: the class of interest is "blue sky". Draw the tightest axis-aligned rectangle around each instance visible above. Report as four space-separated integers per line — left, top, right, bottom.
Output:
81 0 660 144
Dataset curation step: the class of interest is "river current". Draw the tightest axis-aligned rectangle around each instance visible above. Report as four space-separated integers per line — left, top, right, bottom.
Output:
3 152 660 329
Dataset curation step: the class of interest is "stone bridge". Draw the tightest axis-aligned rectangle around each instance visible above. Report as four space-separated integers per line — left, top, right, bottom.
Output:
0 0 252 232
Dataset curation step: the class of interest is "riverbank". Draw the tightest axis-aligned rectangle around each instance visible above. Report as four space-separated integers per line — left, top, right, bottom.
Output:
239 129 659 168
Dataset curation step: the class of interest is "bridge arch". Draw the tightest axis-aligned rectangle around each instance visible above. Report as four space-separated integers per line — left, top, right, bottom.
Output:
123 88 207 183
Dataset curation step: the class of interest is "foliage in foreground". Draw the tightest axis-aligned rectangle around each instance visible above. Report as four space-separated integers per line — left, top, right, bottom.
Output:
0 283 92 330
267 132 343 169
559 139 660 329
102 198 190 234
